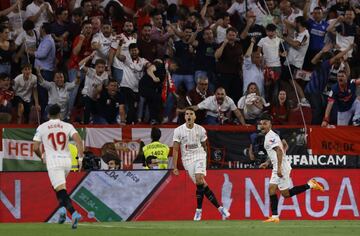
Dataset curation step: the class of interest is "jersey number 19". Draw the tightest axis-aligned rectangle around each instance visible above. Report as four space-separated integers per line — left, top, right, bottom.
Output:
48 132 66 151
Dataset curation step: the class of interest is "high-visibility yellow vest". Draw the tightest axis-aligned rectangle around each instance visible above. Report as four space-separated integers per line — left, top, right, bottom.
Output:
142 141 169 169
69 143 79 171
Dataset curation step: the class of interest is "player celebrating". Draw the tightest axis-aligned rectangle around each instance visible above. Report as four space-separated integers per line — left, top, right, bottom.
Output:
258 113 324 223
33 104 84 229
172 107 230 221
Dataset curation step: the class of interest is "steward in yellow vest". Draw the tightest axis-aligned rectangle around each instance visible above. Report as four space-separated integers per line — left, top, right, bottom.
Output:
142 127 169 169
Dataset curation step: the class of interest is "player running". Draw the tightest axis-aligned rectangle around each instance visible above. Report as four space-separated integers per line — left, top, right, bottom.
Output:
172 107 230 221
33 104 84 229
258 113 324 223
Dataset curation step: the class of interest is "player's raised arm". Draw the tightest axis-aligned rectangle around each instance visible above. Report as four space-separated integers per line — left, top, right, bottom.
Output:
172 141 180 175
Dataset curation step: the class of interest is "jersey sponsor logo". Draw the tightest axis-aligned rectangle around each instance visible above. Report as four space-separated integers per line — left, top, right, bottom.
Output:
185 144 198 150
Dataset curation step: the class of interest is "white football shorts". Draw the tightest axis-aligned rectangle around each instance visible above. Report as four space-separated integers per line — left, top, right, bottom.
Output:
47 158 72 189
184 158 207 184
269 170 292 191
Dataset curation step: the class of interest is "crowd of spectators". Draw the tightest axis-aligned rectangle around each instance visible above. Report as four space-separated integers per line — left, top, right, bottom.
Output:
0 0 359 127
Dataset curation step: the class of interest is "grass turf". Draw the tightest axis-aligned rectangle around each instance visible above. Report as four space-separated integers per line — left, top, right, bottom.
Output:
0 221 359 236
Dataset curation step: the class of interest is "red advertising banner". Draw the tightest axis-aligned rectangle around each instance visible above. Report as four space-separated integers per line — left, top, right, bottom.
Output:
310 127 360 155
0 170 359 222
0 172 86 222
135 169 360 220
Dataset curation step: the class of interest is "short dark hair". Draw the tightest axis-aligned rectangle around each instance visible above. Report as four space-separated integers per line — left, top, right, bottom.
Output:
81 20 92 28
185 107 196 113
0 25 8 33
55 7 67 16
150 9 161 18
41 23 52 34
313 6 323 12
0 73 9 80
107 78 118 84
21 63 32 70
151 127 161 141
226 27 238 34
259 113 272 122
102 19 112 26
23 19 35 31
221 12 230 19
129 43 138 50
266 23 277 32
72 7 84 17
295 16 307 28
142 23 152 29
48 104 61 116
95 59 106 65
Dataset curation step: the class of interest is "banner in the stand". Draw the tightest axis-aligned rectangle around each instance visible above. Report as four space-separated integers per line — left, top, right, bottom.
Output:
310 127 360 155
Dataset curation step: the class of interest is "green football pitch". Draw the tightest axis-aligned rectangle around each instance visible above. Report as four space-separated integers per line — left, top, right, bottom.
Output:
1 221 359 236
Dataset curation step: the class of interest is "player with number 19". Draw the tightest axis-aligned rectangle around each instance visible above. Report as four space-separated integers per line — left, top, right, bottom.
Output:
33 104 84 229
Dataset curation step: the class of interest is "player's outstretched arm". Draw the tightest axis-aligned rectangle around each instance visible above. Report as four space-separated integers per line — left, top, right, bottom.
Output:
172 141 180 176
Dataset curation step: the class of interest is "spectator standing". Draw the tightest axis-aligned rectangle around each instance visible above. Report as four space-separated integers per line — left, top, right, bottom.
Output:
0 25 14 75
79 52 109 124
91 20 116 65
93 79 126 124
67 20 93 113
322 71 360 126
215 27 243 103
30 23 56 121
150 10 174 59
239 10 266 51
25 0 53 30
243 37 265 97
0 73 14 123
119 43 150 124
137 23 159 63
13 64 40 123
37 69 80 120
193 27 218 92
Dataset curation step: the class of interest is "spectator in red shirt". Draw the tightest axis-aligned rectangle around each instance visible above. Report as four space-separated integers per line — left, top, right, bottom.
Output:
104 0 126 34
0 73 14 123
67 20 93 113
270 89 291 125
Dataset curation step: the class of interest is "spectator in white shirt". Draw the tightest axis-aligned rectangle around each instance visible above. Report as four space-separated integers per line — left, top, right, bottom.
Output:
283 16 310 107
119 43 151 124
79 52 109 124
14 19 39 66
193 87 246 125
211 12 232 44
12 64 40 123
238 82 267 125
109 19 137 85
279 0 303 38
243 37 265 97
25 0 53 30
36 69 80 121
257 23 284 101
91 20 116 65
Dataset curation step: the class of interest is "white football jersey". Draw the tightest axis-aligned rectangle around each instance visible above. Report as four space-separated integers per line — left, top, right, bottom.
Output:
33 119 78 169
264 130 292 173
173 123 207 166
